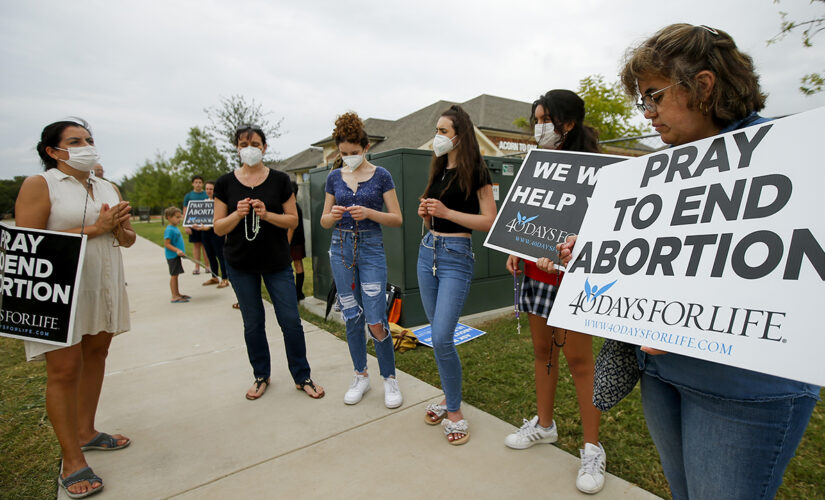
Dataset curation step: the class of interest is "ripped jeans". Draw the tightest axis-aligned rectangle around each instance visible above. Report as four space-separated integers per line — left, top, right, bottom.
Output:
329 229 396 379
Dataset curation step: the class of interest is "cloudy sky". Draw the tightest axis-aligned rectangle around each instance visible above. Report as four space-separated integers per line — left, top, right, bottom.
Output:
1 0 823 182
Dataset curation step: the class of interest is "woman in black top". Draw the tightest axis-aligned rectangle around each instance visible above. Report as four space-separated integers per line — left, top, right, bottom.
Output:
418 105 496 445
213 125 324 400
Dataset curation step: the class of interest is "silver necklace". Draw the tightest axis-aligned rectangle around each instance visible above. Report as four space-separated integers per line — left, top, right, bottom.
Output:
244 211 260 241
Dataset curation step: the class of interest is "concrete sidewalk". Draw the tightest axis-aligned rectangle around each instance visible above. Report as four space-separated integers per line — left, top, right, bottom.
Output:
67 235 660 499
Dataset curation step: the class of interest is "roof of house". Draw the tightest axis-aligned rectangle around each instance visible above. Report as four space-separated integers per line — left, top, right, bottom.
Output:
309 94 533 154
271 147 324 173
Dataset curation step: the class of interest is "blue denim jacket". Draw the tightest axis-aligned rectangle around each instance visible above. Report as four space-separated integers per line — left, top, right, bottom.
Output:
637 113 821 401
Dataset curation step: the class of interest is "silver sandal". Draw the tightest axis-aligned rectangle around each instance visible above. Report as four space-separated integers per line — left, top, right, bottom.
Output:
424 402 447 425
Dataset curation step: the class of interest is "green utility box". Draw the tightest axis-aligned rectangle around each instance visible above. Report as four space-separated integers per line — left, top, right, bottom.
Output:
309 148 523 327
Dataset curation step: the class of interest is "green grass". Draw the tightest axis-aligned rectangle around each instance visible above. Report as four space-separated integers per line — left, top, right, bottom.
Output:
2 222 821 499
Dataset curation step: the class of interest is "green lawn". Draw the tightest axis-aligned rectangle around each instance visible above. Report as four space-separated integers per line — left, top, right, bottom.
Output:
1 221 822 499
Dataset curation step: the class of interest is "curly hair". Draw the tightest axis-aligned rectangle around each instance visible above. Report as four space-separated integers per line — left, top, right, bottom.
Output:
333 112 369 147
620 24 766 128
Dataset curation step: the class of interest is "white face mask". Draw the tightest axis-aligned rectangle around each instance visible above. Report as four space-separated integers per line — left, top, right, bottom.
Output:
432 134 455 157
534 123 562 149
342 155 364 172
239 146 263 166
55 146 99 172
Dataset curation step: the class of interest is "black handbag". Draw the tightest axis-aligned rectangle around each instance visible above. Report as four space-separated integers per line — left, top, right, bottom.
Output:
592 339 641 411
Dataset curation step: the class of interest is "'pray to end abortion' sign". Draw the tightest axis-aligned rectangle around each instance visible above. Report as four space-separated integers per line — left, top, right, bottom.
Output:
547 108 825 386
0 223 85 346
184 199 214 227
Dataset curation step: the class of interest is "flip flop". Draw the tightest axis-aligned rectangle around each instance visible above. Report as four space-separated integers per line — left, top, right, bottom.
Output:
81 432 131 451
217 280 230 288
246 377 270 400
58 466 103 499
171 298 189 303
296 378 325 399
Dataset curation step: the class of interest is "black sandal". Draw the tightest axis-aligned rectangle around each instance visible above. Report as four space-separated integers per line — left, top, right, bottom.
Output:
246 377 270 400
295 378 325 399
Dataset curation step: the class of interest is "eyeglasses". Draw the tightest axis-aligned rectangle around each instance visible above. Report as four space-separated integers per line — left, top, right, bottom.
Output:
635 81 683 114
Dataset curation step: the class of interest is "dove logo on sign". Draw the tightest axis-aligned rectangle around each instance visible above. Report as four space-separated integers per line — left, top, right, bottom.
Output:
584 277 617 302
516 212 538 224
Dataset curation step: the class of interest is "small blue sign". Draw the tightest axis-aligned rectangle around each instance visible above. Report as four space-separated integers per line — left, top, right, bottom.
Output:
413 323 486 348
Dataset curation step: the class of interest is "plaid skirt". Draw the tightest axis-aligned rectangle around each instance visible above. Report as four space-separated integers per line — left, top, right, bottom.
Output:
519 275 558 319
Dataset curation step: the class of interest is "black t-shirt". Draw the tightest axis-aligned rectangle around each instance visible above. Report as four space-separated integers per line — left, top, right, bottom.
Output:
425 164 492 233
213 169 293 273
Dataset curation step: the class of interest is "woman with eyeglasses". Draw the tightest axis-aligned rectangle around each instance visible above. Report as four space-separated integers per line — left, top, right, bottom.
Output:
504 90 606 494
545 24 819 499
213 125 324 401
15 119 135 498
320 112 404 409
419 105 496 445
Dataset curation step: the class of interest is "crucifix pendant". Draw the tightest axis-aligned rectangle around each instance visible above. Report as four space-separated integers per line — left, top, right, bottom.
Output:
432 264 437 276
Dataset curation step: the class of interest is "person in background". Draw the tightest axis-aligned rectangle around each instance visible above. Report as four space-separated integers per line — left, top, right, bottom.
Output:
164 207 190 303
213 124 324 400
92 163 104 179
16 118 134 498
418 105 496 445
200 180 230 288
544 24 821 500
504 90 606 494
183 175 208 275
320 112 404 409
288 180 306 301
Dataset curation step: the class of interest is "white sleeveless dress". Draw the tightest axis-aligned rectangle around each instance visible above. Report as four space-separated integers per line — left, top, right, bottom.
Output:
24 168 131 361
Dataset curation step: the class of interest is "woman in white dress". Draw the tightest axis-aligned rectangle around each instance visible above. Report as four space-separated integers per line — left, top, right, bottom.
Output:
15 119 134 498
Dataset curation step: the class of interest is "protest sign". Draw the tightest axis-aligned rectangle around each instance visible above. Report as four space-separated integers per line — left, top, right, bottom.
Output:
184 199 214 227
0 223 86 346
413 323 486 348
484 149 625 265
547 108 825 386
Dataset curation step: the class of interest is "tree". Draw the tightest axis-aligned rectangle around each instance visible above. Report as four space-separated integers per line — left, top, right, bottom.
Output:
204 95 284 165
0 176 26 217
171 126 229 180
121 154 184 214
769 0 825 95
577 75 651 142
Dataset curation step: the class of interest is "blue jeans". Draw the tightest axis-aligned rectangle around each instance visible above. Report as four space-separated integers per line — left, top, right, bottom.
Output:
226 262 311 383
417 232 474 412
329 229 395 379
641 372 817 499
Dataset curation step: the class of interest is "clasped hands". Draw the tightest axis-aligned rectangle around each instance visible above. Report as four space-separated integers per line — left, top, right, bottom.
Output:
330 204 371 221
418 198 450 218
236 198 268 218
97 201 131 233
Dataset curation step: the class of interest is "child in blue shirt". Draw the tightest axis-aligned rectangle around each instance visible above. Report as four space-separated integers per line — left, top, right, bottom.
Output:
164 207 189 303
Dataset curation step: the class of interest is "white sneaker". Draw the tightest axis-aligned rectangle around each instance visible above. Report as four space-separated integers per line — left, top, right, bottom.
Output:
504 415 557 449
343 374 370 405
576 442 606 494
383 377 403 409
